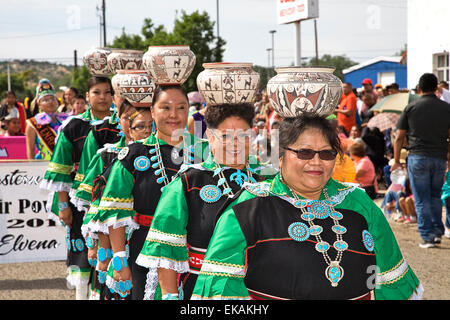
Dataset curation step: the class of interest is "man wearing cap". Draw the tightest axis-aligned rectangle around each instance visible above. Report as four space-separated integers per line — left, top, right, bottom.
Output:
361 78 378 103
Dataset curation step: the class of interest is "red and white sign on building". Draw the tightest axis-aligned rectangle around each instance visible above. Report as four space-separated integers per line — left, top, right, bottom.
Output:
277 0 319 24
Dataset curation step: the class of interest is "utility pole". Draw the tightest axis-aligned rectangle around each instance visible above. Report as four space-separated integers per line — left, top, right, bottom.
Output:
269 30 276 68
314 19 319 65
74 50 78 69
216 0 220 39
294 22 301 66
266 48 272 68
102 0 106 47
7 61 11 91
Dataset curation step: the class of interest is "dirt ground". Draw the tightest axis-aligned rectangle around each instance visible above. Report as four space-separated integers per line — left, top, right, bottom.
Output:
0 197 448 300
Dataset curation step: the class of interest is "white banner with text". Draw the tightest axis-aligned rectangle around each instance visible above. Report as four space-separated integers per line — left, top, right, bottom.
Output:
0 161 67 264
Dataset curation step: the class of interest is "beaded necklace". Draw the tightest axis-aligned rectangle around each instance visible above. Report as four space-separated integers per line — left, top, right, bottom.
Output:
286 184 348 287
132 133 195 192
199 160 257 203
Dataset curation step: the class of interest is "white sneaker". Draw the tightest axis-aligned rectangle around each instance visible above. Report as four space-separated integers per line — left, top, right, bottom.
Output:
419 241 436 249
444 229 450 239
393 211 403 221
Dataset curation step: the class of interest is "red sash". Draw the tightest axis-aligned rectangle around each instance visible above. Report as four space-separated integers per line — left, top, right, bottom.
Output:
133 212 153 227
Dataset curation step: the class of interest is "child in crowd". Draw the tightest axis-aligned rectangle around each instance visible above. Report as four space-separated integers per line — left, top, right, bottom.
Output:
1 108 24 136
70 94 87 116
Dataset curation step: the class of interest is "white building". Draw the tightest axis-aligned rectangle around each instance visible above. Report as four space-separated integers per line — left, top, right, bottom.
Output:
407 0 450 88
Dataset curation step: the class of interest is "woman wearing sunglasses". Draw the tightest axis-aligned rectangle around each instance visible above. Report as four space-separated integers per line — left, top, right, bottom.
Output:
192 113 422 300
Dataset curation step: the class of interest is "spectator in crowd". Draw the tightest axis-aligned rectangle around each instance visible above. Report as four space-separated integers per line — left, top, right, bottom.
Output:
397 176 417 224
359 92 376 125
0 90 27 134
374 83 384 102
25 79 68 160
1 108 24 136
441 171 450 239
349 142 378 199
70 94 87 116
332 151 356 183
361 78 378 102
336 82 357 135
437 80 450 103
392 72 450 248
361 126 387 180
58 87 79 113
387 83 400 95
255 89 270 123
253 91 263 113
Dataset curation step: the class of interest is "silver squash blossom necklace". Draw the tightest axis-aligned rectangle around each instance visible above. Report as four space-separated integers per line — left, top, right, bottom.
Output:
286 185 348 287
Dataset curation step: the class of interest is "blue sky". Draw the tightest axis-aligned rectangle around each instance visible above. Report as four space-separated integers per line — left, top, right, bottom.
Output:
0 0 407 67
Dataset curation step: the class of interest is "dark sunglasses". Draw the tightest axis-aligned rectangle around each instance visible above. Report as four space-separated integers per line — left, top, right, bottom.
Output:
284 147 337 161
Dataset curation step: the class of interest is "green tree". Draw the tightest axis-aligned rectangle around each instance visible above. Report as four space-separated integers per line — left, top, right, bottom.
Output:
109 11 226 92
0 69 35 101
306 54 357 81
71 65 91 94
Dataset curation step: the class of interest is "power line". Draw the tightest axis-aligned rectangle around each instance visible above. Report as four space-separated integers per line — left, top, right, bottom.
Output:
0 26 98 40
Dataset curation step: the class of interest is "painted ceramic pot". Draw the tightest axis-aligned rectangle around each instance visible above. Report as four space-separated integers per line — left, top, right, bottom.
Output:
112 70 156 107
142 45 196 85
266 67 342 118
196 62 260 106
111 70 126 99
82 47 112 76
107 49 144 73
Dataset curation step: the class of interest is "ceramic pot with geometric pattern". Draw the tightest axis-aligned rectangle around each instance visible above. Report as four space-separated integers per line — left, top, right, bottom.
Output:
267 67 342 118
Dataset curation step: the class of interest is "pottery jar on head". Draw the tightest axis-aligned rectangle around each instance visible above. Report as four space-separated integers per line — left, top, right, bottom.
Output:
266 67 342 118
142 45 196 85
112 70 156 107
107 49 144 74
196 62 260 106
83 47 112 76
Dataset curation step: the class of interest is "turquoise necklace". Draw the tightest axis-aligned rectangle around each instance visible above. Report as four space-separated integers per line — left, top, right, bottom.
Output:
133 134 195 192
286 185 348 287
199 161 257 203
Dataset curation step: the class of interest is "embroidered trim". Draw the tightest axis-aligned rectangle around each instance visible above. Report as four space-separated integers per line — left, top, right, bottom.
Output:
74 172 85 182
98 198 134 211
78 183 93 194
377 258 409 285
146 229 187 247
47 162 73 175
135 255 189 273
200 260 246 278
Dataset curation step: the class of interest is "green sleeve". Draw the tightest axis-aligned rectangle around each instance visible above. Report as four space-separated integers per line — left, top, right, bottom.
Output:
96 160 136 234
72 152 105 211
136 177 190 272
339 188 422 300
42 131 74 192
191 205 249 300
72 130 99 192
367 200 422 300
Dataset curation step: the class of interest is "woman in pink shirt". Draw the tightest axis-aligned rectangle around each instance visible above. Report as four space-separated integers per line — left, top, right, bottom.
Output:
349 142 378 199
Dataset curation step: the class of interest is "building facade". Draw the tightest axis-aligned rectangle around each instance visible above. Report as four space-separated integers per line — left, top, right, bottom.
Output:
407 0 450 88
